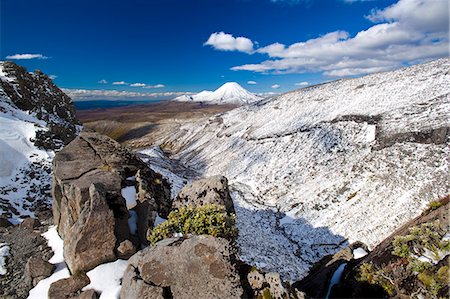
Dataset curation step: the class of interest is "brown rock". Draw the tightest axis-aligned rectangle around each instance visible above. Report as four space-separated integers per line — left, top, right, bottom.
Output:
247 269 265 290
76 289 99 299
24 256 55 286
48 274 90 299
20 217 40 229
117 240 136 259
120 236 243 299
52 131 171 273
173 176 234 213
63 184 117 273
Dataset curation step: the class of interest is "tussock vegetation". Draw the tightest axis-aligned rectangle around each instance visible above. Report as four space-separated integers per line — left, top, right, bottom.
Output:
148 204 237 245
358 219 449 298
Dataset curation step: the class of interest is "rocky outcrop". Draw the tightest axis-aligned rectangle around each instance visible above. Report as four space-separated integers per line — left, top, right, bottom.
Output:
48 274 90 299
0 61 80 149
52 131 171 273
173 175 234 213
120 236 244 299
24 256 55 287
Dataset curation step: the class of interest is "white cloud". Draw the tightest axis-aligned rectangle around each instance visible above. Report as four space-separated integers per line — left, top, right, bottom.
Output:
247 81 257 84
144 84 165 89
98 79 108 84
112 81 128 85
204 32 254 54
295 81 309 86
6 54 48 60
62 88 193 101
258 91 279 97
271 84 281 89
229 0 449 77
130 83 146 87
49 75 57 80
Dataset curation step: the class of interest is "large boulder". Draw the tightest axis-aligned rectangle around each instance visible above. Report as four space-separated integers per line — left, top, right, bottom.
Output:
24 256 55 287
120 235 244 299
173 175 234 213
52 131 171 273
48 274 90 299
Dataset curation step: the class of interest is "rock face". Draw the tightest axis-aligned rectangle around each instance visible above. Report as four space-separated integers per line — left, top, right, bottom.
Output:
48 274 90 299
120 235 244 299
52 131 171 273
0 61 80 149
173 175 234 212
24 256 55 287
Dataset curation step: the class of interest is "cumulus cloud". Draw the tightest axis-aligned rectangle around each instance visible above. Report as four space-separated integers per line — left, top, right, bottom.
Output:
144 84 165 89
98 79 108 84
295 81 309 86
228 0 448 77
62 88 193 101
130 83 146 87
204 32 254 54
271 84 281 89
247 81 257 84
112 81 128 85
6 54 48 60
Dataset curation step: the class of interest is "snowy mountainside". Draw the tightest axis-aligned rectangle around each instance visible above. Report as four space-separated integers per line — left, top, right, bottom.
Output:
0 62 80 223
157 59 450 281
174 82 262 105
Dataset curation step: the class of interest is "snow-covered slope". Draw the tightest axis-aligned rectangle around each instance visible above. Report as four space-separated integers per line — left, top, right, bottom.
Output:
174 82 261 105
158 59 450 281
0 62 80 223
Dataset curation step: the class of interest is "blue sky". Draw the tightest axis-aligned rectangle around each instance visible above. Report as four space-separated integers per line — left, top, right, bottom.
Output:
1 0 448 100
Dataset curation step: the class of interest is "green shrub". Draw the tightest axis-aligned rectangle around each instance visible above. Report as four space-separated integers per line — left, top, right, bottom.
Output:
358 263 395 296
148 204 237 245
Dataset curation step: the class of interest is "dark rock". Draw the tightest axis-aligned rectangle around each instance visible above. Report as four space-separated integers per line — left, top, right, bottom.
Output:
120 235 243 298
24 256 55 286
0 226 53 298
48 274 90 299
52 131 171 273
20 217 40 229
173 175 234 213
76 289 99 299
0 62 80 149
0 218 13 228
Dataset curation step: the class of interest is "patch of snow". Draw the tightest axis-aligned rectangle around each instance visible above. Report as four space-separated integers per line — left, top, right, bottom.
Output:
366 125 376 142
28 226 70 299
154 213 167 226
128 210 138 235
121 186 137 210
82 259 128 299
0 243 10 275
353 247 368 259
325 263 347 299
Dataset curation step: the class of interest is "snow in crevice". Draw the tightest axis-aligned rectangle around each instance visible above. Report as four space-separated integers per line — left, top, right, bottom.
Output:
0 243 10 276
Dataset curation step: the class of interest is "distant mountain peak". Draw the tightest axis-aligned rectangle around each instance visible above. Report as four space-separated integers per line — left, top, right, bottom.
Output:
174 81 261 105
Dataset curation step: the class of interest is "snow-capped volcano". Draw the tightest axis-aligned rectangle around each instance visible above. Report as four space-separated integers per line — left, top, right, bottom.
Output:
174 82 261 105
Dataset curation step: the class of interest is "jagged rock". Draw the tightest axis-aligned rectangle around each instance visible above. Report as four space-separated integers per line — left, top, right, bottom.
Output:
20 217 40 229
120 235 243 299
117 240 136 259
52 131 171 273
0 218 13 228
173 175 234 213
63 184 117 273
0 61 80 149
48 274 90 299
247 269 265 289
76 289 99 299
24 256 55 286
